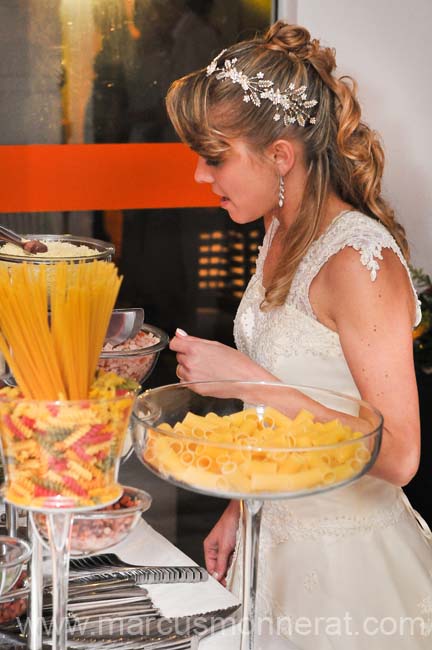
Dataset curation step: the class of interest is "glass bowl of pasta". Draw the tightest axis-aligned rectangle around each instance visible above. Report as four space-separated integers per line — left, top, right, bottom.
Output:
0 536 31 597
132 380 383 650
31 485 152 556
98 323 169 385
132 381 382 500
0 393 135 512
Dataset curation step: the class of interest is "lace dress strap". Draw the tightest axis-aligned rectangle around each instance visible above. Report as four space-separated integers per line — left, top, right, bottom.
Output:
254 216 279 278
289 211 422 326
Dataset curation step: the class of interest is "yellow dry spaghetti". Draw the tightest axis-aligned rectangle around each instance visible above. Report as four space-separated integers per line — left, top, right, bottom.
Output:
0 258 135 508
0 261 121 399
143 408 371 495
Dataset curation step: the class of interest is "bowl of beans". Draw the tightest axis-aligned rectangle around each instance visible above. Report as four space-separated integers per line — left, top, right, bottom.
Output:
98 323 169 385
33 485 152 556
0 570 28 624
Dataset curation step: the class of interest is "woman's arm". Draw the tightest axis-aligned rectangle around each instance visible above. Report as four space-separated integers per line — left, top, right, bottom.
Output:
171 246 420 487
170 331 276 382
313 246 420 487
203 500 240 585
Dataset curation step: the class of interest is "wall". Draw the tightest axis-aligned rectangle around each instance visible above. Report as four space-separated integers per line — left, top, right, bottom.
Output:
278 0 432 274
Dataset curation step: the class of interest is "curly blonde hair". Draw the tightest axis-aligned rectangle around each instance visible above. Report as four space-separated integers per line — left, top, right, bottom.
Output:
166 21 409 309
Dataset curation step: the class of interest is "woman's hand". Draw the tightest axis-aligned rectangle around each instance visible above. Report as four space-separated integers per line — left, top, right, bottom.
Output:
170 329 273 383
204 500 240 586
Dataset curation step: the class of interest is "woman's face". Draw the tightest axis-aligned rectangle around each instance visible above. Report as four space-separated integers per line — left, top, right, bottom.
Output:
194 139 278 224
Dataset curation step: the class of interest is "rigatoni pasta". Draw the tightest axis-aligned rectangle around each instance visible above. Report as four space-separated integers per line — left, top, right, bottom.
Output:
143 407 372 496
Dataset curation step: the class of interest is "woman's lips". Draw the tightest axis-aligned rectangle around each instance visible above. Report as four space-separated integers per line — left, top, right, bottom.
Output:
213 189 230 207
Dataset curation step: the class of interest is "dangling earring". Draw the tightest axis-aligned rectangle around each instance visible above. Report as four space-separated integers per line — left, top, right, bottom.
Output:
278 175 285 208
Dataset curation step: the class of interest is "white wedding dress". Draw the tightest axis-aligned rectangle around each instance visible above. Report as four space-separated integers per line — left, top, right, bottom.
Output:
229 211 432 649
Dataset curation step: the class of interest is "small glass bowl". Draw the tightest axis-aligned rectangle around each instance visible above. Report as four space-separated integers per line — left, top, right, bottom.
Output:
98 324 169 385
0 536 31 597
0 570 28 624
0 234 114 264
32 485 152 556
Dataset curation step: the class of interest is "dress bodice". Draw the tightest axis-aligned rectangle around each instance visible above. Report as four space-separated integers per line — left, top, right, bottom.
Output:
234 210 420 392
233 210 422 542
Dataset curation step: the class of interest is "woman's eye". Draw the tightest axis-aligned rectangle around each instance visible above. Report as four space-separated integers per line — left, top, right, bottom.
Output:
205 158 221 167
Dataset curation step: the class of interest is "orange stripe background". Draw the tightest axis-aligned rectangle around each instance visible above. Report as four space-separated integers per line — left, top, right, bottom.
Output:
0 143 219 213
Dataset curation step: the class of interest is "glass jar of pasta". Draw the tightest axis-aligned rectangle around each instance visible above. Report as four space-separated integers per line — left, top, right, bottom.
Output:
0 234 115 383
0 392 134 511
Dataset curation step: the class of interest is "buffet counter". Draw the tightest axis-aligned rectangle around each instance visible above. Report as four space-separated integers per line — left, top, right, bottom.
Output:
112 517 298 650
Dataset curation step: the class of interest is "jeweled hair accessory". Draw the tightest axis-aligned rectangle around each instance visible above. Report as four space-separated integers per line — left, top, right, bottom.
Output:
206 49 318 127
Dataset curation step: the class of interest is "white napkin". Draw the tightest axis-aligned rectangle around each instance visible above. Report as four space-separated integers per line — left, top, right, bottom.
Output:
38 514 299 648
112 519 300 649
112 518 240 618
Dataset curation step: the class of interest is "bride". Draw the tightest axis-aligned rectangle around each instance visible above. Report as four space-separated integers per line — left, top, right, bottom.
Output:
166 20 432 649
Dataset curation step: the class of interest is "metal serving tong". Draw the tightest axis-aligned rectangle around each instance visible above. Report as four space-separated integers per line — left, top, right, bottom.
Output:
4 563 208 606
68 567 208 587
69 554 208 585
0 225 48 253
65 604 241 649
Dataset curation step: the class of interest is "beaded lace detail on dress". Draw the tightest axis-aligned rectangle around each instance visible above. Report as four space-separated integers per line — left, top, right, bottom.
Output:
260 496 408 545
290 211 421 323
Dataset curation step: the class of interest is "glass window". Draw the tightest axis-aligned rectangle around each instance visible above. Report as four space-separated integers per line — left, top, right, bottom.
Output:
0 1 274 146
0 0 274 558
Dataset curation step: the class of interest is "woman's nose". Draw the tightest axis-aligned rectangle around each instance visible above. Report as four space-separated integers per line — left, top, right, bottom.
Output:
194 157 213 184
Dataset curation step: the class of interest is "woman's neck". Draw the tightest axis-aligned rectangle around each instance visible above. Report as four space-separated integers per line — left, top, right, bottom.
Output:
318 194 353 234
270 191 352 236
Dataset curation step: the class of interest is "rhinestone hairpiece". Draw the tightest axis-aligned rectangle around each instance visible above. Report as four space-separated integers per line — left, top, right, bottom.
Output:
206 49 318 127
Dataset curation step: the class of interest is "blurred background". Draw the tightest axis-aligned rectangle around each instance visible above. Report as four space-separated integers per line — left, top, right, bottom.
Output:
0 0 274 564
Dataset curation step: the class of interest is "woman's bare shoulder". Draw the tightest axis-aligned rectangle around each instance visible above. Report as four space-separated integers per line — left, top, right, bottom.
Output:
323 244 416 326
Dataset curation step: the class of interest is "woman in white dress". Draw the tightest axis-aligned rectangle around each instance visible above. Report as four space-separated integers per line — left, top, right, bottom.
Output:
166 21 432 649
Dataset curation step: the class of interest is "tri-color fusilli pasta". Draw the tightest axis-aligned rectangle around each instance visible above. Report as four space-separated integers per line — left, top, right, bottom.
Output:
0 375 134 509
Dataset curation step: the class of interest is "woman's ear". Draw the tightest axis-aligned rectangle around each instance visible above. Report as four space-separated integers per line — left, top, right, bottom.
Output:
267 139 296 176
